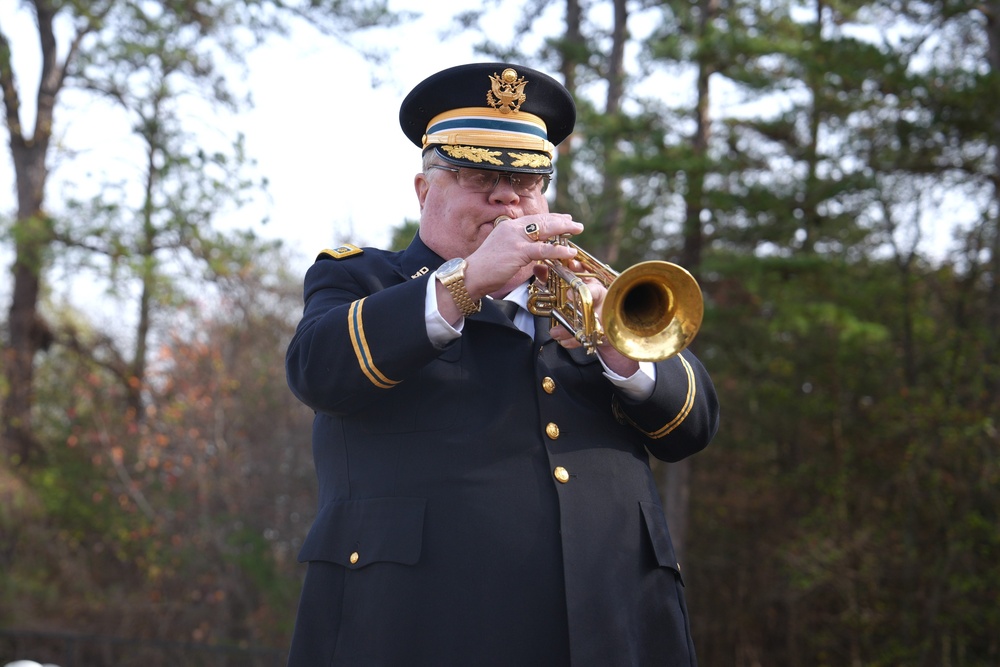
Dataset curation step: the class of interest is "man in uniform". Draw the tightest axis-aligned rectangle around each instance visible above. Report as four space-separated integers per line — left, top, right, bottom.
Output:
285 62 720 666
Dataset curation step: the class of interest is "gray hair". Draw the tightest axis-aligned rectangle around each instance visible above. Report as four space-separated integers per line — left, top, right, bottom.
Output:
422 148 443 173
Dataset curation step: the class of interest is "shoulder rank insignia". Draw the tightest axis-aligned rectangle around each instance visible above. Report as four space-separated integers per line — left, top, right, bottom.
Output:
320 244 364 260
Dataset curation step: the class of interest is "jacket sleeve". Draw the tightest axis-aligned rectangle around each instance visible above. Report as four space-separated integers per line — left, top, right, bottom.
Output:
285 255 447 415
612 348 720 462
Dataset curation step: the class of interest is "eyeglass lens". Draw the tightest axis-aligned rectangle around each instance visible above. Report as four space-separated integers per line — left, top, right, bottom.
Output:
458 168 549 195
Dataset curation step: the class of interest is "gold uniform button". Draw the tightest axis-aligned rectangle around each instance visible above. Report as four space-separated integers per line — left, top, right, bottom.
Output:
541 377 556 394
349 551 360 564
545 422 560 439
553 466 570 484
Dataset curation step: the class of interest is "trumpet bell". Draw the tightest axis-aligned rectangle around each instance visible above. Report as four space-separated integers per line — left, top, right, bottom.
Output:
603 261 704 362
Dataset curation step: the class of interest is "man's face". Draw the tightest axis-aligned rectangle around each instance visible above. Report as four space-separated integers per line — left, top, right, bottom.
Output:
415 161 551 260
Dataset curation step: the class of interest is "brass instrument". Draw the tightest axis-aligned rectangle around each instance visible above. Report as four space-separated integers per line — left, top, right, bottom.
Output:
495 215 704 362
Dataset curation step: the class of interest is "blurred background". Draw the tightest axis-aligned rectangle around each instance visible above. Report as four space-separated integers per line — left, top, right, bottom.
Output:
1 0 997 665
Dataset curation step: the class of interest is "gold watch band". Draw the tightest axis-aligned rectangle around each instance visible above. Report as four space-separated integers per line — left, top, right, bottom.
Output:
444 278 481 317
437 260 481 317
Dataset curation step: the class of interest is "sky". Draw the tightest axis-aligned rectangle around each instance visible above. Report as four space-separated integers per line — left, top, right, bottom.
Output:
0 1 553 283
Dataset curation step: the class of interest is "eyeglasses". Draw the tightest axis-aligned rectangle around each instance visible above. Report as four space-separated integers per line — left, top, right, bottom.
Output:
427 165 551 196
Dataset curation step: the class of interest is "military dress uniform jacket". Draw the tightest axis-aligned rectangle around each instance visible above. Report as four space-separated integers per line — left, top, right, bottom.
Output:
285 233 720 667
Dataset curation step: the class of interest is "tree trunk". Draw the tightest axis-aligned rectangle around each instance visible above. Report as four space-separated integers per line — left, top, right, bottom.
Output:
664 0 719 565
598 0 628 264
984 0 1000 395
664 460 691 561
0 1 64 463
555 0 582 216
3 201 50 464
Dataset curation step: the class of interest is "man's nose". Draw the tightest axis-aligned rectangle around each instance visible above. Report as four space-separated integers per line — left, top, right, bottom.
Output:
490 174 520 203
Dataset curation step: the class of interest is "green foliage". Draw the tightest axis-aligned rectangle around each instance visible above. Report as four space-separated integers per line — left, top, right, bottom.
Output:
225 523 290 605
389 218 419 251
688 243 999 664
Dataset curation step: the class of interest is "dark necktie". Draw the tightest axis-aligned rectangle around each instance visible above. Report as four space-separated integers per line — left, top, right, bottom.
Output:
494 299 520 321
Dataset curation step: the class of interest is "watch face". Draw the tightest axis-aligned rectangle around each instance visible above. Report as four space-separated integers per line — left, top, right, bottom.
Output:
437 258 465 277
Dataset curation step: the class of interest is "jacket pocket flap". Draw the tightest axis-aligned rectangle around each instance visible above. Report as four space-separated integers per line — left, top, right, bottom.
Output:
639 501 684 584
298 496 426 568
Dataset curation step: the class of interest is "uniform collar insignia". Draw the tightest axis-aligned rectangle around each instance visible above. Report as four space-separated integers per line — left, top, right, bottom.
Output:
400 233 445 279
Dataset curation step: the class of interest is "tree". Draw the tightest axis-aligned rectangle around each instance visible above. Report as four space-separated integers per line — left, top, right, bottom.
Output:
0 0 403 465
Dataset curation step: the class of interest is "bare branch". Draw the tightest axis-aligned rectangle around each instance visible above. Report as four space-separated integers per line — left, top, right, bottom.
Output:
0 26 24 144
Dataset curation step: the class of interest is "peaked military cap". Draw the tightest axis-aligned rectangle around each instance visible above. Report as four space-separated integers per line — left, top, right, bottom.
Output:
399 62 576 174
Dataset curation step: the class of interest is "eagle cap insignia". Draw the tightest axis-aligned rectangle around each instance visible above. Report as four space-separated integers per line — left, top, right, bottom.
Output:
487 68 528 114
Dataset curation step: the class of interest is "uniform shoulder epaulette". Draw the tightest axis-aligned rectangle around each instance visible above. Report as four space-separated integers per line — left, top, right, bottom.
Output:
318 244 364 261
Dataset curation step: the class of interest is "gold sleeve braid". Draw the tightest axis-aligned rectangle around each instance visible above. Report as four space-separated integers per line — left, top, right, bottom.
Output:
612 354 696 439
348 298 400 389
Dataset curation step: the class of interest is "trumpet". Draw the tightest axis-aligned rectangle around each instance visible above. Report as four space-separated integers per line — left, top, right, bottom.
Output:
496 215 704 362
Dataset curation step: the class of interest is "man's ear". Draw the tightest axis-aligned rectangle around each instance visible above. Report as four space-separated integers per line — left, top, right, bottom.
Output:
415 172 430 210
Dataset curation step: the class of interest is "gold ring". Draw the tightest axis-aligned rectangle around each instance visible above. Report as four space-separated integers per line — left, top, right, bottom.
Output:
524 222 540 242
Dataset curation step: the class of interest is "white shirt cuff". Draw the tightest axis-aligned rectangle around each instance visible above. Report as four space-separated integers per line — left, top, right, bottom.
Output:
426 275 462 347
600 359 656 401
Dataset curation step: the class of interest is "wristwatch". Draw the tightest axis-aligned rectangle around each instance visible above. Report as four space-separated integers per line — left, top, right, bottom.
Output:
435 258 481 317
